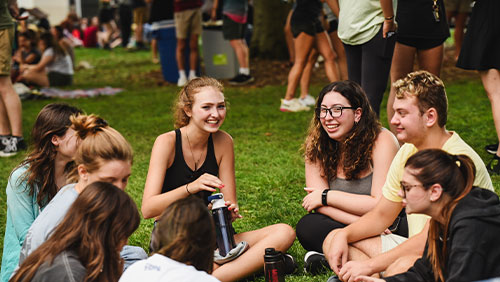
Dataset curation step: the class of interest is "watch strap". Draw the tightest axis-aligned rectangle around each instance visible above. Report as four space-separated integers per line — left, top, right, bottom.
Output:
322 189 329 206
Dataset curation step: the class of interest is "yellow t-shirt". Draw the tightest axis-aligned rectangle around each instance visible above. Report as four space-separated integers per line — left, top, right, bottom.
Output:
382 131 494 237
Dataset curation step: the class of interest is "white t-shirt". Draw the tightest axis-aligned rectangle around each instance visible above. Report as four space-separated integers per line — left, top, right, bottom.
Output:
42 47 74 75
119 254 220 282
337 0 397 45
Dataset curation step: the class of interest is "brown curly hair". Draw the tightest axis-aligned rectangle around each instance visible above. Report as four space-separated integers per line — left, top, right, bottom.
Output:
303 81 381 181
173 77 225 129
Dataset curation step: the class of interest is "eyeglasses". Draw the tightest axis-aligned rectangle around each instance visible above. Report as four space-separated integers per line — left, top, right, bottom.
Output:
316 105 356 119
399 181 425 198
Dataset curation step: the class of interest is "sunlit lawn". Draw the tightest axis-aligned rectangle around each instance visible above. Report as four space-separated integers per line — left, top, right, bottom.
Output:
0 47 498 281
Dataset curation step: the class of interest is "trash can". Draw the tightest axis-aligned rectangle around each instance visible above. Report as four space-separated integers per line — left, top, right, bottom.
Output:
155 20 200 83
155 20 178 83
201 22 239 79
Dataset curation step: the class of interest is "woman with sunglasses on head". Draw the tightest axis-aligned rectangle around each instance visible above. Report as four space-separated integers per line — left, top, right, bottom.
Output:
18 114 147 269
11 181 140 282
296 80 400 274
1 103 82 282
142 77 296 282
355 149 500 282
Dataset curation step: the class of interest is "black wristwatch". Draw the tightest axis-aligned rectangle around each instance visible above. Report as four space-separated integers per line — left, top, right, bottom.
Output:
321 189 329 206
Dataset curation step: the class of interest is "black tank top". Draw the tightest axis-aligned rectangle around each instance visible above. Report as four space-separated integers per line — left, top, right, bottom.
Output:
161 129 219 205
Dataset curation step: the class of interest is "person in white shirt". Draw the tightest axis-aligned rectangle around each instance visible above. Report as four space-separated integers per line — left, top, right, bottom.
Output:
120 196 220 282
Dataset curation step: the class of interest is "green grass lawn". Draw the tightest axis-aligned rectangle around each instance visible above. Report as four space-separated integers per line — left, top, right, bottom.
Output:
1 48 498 281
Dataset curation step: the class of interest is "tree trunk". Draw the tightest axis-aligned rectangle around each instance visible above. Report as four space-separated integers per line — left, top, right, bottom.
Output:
250 1 291 60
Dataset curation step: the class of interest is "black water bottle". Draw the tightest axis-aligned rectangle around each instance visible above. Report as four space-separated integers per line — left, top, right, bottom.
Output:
264 248 285 282
208 193 236 257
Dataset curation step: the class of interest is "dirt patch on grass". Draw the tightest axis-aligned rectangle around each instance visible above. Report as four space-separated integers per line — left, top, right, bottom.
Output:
145 45 480 88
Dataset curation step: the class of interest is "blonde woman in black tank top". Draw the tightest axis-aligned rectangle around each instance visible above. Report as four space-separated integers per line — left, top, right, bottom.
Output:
142 77 296 282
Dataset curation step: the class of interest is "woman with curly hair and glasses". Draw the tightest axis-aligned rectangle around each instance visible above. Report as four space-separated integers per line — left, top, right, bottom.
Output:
10 181 140 282
356 149 500 282
296 80 400 274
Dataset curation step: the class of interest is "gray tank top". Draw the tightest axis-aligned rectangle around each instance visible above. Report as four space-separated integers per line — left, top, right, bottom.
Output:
328 173 373 195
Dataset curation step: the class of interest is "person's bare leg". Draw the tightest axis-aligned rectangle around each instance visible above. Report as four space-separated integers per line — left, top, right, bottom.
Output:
229 39 249 69
387 43 417 136
329 30 348 80
300 48 318 99
344 245 381 279
151 38 158 62
18 69 49 88
212 223 295 282
102 22 112 45
322 231 381 279
417 44 444 77
188 33 199 72
0 76 22 137
285 32 315 100
135 23 143 44
176 38 187 71
480 69 500 157
351 236 383 259
453 12 468 61
315 31 339 82
384 255 420 276
0 97 10 135
284 9 295 65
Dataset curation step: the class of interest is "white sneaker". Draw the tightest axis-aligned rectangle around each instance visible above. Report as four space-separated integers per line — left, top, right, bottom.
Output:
299 94 316 106
188 72 198 81
280 98 310 112
177 76 187 87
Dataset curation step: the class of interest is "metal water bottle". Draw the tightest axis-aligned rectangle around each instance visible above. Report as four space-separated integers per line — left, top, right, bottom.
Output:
208 193 236 257
264 248 285 282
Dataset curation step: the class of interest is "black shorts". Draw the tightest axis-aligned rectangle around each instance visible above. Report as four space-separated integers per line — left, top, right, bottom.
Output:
290 17 324 38
222 15 247 40
48 72 73 87
396 35 446 50
99 8 114 24
327 19 338 33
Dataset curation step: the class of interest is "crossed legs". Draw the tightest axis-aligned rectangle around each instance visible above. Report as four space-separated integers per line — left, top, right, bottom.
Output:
212 223 295 282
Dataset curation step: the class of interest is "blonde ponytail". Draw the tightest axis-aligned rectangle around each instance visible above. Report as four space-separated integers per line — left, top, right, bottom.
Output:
67 114 133 183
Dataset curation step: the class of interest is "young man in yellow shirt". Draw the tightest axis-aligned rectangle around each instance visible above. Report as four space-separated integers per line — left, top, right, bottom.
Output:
323 70 494 282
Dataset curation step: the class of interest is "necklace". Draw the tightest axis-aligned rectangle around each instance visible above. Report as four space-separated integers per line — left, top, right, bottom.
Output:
185 130 204 171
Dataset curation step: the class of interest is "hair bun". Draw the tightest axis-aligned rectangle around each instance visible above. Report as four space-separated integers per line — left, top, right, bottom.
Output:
71 114 108 139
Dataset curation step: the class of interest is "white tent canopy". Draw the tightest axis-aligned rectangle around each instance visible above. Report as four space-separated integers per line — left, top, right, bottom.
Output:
18 0 70 26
